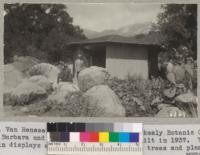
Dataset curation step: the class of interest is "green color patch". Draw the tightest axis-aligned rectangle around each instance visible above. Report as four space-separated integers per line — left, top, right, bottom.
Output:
109 132 119 142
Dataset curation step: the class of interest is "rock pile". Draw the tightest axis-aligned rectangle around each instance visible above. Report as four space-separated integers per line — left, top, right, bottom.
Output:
4 63 125 117
4 62 57 107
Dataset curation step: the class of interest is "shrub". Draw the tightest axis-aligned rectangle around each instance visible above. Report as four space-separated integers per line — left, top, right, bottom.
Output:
107 75 165 117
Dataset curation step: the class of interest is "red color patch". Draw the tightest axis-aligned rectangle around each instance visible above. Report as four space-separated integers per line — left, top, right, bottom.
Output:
89 132 99 142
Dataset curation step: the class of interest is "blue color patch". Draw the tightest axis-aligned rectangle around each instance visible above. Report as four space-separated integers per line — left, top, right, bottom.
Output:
130 133 139 142
119 132 130 142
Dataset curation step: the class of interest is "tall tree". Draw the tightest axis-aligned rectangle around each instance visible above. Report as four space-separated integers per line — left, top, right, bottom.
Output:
4 4 86 63
156 4 197 60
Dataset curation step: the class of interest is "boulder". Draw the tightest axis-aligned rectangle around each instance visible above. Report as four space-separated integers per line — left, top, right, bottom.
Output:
4 64 25 92
28 75 53 92
78 66 109 92
47 82 79 105
155 104 186 118
28 63 60 83
13 56 40 73
175 92 197 104
4 56 40 92
82 85 125 117
4 81 47 105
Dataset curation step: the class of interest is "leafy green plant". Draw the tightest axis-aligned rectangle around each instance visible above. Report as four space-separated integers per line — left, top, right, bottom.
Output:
107 75 165 117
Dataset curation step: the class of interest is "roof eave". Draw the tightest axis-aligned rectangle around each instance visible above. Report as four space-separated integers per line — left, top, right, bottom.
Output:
67 41 161 47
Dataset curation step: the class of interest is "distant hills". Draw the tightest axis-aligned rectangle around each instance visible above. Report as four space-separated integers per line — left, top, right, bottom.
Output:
83 22 154 39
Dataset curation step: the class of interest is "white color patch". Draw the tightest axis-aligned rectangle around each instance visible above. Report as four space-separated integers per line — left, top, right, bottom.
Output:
69 132 80 142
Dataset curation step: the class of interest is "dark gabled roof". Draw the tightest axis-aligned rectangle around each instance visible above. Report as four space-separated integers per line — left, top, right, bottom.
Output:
67 32 165 47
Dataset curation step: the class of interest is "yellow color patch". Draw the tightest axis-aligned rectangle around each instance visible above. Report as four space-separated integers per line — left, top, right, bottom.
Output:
99 132 109 142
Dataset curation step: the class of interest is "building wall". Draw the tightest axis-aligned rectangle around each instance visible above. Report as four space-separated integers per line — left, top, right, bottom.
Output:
106 44 149 79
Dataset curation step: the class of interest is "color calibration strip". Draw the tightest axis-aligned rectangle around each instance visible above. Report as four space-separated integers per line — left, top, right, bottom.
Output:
47 122 142 143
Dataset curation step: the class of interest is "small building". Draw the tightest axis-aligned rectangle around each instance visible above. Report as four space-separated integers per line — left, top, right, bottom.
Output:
67 34 162 79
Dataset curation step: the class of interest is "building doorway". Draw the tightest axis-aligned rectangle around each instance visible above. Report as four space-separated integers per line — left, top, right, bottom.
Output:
85 45 106 68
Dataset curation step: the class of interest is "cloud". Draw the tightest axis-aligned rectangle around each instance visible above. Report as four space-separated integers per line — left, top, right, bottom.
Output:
66 3 162 31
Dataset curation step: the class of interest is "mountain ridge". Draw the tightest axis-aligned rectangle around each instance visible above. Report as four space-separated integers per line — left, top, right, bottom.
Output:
83 22 154 39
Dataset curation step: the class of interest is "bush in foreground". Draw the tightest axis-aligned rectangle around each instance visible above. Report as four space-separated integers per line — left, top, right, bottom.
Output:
107 75 165 117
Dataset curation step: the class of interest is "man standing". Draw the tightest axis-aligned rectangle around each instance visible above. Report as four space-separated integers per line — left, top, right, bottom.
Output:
75 53 86 80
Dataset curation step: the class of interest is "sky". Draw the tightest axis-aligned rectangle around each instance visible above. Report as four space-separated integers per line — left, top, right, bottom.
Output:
66 3 162 32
